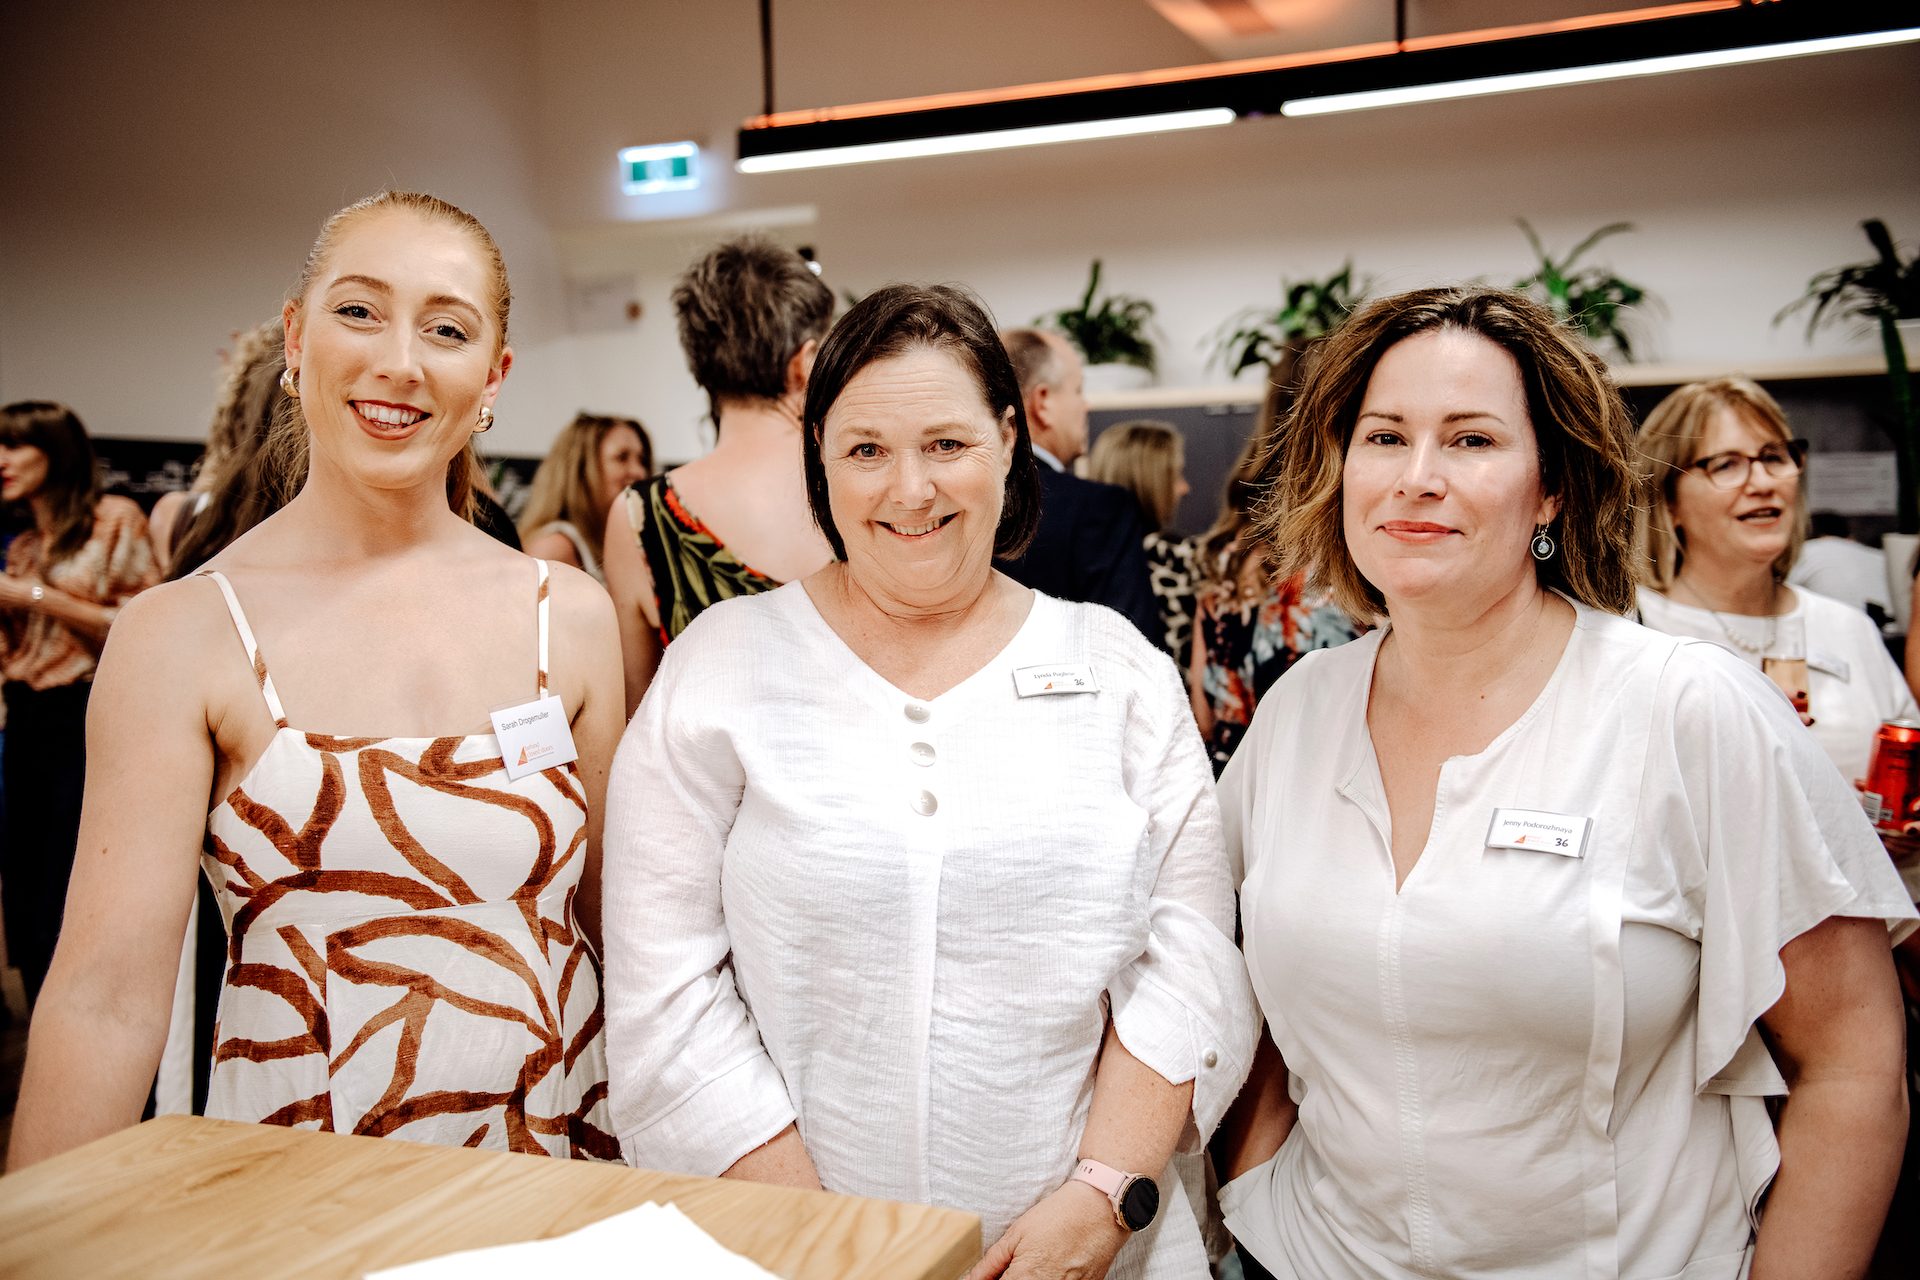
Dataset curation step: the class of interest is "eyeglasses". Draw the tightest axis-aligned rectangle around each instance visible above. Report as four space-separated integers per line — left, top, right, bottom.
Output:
1683 439 1808 490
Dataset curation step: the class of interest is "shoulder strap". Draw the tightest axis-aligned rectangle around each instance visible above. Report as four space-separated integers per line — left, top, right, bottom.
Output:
535 559 551 698
199 571 289 729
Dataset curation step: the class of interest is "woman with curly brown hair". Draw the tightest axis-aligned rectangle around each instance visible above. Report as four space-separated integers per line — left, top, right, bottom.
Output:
1214 287 1912 1278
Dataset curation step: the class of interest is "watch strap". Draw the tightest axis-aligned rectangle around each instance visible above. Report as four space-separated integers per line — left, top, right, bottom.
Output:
1072 1158 1126 1198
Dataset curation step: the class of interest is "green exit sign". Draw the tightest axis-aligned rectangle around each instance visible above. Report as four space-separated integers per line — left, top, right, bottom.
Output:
620 143 700 195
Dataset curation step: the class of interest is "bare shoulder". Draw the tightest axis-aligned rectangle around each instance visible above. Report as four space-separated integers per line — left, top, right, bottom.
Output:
542 559 618 639
523 527 580 567
93 574 234 701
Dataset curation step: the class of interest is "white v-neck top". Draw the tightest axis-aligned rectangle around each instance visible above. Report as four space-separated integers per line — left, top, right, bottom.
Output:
602 582 1257 1277
1217 603 1914 1280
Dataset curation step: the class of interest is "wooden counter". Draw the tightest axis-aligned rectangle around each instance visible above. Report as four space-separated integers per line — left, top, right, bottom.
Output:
0 1116 981 1279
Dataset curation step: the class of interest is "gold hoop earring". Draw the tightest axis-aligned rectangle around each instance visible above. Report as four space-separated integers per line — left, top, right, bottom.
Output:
475 405 494 433
279 367 299 398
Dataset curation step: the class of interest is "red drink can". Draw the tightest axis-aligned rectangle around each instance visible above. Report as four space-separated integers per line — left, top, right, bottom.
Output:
1861 718 1920 834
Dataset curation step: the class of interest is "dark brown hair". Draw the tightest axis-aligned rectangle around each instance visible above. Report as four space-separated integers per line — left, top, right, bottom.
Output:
801 284 1041 561
0 402 101 564
1258 285 1642 619
673 235 834 424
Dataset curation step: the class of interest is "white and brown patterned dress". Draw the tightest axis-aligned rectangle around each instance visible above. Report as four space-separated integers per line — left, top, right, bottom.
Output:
197 564 617 1159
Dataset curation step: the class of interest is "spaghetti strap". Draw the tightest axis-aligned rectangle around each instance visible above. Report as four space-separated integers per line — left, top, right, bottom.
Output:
199 571 289 729
535 559 551 698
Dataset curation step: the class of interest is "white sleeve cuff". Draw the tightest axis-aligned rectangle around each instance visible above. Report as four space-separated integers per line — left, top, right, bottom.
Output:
618 1051 797 1177
1109 950 1253 1144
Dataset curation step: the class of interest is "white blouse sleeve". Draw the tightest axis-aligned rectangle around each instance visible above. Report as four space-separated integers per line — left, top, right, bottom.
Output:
601 632 797 1175
1107 648 1259 1146
1641 642 1916 1213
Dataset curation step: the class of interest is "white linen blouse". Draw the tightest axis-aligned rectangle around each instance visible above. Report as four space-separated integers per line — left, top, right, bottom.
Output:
1217 602 1914 1280
602 583 1256 1278
1636 584 1918 785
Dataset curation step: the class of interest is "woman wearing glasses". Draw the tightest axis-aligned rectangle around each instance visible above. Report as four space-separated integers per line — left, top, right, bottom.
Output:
1634 377 1917 785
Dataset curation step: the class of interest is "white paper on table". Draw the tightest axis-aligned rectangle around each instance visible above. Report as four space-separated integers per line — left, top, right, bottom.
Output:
364 1201 782 1279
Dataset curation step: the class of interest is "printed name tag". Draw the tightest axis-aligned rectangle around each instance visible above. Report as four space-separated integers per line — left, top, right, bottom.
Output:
1486 808 1592 858
1012 662 1099 698
489 694 579 781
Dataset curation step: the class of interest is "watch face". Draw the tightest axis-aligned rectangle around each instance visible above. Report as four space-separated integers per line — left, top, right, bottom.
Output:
1120 1176 1159 1231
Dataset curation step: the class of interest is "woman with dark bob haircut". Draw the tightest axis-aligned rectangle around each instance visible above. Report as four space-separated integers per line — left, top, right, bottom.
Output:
603 284 1255 1280
1212 286 1911 1278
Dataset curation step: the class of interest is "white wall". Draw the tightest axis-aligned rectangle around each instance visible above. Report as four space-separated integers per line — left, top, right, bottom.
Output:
6 1 1918 469
0 0 569 456
528 1 1920 462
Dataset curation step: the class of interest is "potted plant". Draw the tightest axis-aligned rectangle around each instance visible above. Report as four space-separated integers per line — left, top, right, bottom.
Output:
1039 259 1157 392
1512 220 1650 361
1208 262 1369 391
1777 219 1919 546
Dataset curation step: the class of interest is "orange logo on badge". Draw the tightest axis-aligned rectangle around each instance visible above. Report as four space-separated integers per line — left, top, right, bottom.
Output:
517 746 530 766
1513 834 1527 844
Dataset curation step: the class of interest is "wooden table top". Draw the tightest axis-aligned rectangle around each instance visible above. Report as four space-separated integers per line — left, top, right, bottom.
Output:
0 1116 981 1279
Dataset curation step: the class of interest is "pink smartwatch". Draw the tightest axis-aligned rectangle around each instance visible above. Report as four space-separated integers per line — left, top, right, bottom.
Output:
1070 1157 1160 1232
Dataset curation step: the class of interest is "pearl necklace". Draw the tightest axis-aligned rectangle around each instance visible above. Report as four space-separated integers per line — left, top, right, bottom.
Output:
1672 576 1780 655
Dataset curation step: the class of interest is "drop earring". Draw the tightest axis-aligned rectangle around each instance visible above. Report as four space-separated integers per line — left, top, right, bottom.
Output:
475 405 494 433
279 367 299 398
1531 524 1557 561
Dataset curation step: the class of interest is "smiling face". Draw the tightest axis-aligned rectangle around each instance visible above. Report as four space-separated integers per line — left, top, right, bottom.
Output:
1341 328 1558 616
0 444 49 504
283 208 510 503
1668 405 1800 576
820 345 1015 612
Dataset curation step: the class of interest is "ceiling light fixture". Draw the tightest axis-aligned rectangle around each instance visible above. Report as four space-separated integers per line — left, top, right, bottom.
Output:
736 108 1234 174
734 4 1917 174
1282 25 1920 116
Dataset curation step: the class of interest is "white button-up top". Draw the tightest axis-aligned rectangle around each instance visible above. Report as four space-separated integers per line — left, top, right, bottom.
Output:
1218 603 1915 1280
603 584 1256 1277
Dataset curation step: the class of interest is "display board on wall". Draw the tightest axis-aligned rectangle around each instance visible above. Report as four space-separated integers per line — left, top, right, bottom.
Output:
1804 451 1898 516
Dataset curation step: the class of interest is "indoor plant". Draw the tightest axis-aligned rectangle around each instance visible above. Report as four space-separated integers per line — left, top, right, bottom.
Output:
1777 218 1919 538
1208 262 1369 391
1512 219 1649 361
1039 259 1157 390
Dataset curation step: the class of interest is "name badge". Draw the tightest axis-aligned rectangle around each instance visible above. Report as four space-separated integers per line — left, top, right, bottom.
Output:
489 694 578 781
1487 808 1592 858
1012 662 1099 698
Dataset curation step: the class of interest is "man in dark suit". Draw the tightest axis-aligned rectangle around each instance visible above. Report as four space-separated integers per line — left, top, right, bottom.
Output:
996 328 1159 642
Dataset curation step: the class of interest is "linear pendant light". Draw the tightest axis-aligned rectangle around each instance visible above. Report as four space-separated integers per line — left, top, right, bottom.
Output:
737 108 1233 173
734 4 1919 174
1283 25 1920 116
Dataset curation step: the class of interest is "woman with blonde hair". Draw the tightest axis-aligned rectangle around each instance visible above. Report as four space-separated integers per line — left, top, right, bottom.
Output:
519 413 652 584
149 322 287 571
1633 377 1915 784
9 190 622 1169
1085 419 1195 658
1215 286 1911 1278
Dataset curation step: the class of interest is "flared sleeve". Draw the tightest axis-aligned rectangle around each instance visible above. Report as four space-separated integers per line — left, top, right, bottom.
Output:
1109 645 1259 1146
1645 641 1915 1219
601 618 797 1175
